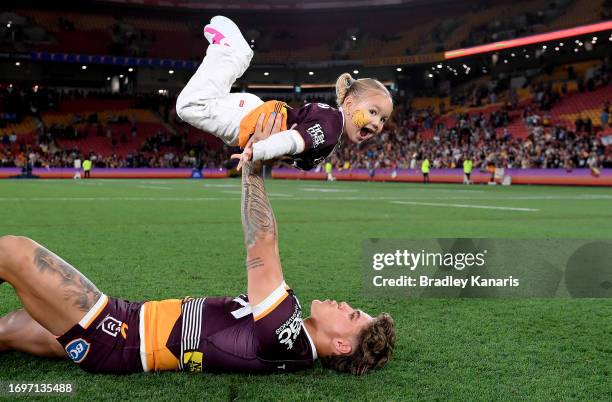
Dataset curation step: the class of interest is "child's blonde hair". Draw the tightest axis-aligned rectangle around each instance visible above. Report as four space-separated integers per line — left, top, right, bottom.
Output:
335 73 391 107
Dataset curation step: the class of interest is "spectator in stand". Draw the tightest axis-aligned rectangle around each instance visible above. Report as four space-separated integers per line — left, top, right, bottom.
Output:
601 108 609 129
584 117 593 135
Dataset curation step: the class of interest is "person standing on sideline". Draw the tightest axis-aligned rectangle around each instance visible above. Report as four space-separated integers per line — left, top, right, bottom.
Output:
325 161 335 181
73 156 82 180
83 158 92 179
463 156 473 185
421 157 430 184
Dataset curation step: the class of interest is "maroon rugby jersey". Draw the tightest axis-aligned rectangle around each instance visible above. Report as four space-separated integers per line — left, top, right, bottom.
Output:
166 284 317 373
285 103 345 171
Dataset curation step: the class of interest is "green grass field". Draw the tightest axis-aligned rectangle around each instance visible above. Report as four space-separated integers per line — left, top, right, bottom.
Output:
0 178 611 401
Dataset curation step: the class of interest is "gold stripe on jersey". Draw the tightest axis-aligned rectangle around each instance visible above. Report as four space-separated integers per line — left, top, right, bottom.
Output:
252 282 289 321
140 299 182 372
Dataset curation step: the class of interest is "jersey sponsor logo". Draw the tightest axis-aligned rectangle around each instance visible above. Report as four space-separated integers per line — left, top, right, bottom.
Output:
65 338 90 363
306 124 325 148
98 315 124 338
183 350 203 372
275 305 302 350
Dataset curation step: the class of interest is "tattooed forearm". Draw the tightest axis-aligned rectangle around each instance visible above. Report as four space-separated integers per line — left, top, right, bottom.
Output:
33 247 101 312
241 161 277 248
246 257 265 271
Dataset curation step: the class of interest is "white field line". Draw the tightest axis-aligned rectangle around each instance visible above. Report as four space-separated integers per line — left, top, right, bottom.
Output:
138 180 172 184
0 195 609 202
297 186 485 193
220 191 293 197
267 193 294 197
203 183 241 188
0 197 235 201
301 188 358 193
75 182 106 186
390 200 539 212
136 185 173 190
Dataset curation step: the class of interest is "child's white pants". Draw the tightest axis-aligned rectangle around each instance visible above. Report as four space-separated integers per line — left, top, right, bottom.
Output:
176 45 262 146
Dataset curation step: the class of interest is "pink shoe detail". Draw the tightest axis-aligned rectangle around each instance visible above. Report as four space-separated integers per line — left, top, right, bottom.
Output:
204 26 230 47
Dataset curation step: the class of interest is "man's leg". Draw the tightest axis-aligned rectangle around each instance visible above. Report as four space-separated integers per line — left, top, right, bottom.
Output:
0 235 101 336
0 309 65 358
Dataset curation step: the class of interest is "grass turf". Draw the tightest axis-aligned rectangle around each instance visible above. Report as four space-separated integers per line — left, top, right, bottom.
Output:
0 178 611 401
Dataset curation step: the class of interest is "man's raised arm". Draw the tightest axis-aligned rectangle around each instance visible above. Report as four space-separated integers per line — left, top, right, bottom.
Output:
240 114 285 307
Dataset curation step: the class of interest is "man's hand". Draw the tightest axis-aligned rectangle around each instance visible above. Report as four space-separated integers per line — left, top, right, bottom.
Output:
234 140 254 172
231 112 285 171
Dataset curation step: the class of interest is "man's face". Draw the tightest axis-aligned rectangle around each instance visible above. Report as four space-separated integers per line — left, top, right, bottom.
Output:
310 299 373 349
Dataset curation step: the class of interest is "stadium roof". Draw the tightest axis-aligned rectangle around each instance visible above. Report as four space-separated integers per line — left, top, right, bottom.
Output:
95 0 453 11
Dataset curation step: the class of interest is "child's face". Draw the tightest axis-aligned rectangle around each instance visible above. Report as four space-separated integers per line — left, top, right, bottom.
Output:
344 92 393 144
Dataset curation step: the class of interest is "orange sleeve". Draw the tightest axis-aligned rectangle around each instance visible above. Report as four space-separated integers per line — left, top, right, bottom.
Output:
238 101 288 148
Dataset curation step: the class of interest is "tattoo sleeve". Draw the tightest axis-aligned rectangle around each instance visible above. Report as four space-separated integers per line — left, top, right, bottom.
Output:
246 257 264 271
241 161 277 249
33 247 101 312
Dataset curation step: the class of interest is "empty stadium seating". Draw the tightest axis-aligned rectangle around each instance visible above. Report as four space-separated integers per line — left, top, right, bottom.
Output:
550 85 610 126
4 0 604 64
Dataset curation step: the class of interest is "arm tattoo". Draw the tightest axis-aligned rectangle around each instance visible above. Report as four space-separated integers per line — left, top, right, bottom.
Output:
246 257 265 271
241 161 277 248
33 247 101 312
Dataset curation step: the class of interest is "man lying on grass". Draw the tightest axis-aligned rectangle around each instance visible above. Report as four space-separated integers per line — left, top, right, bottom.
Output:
0 113 395 375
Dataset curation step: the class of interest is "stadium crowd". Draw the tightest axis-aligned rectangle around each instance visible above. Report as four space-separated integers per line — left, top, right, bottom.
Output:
0 86 228 169
330 64 611 172
0 135 227 169
1 60 611 171
273 61 611 172
331 102 609 173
